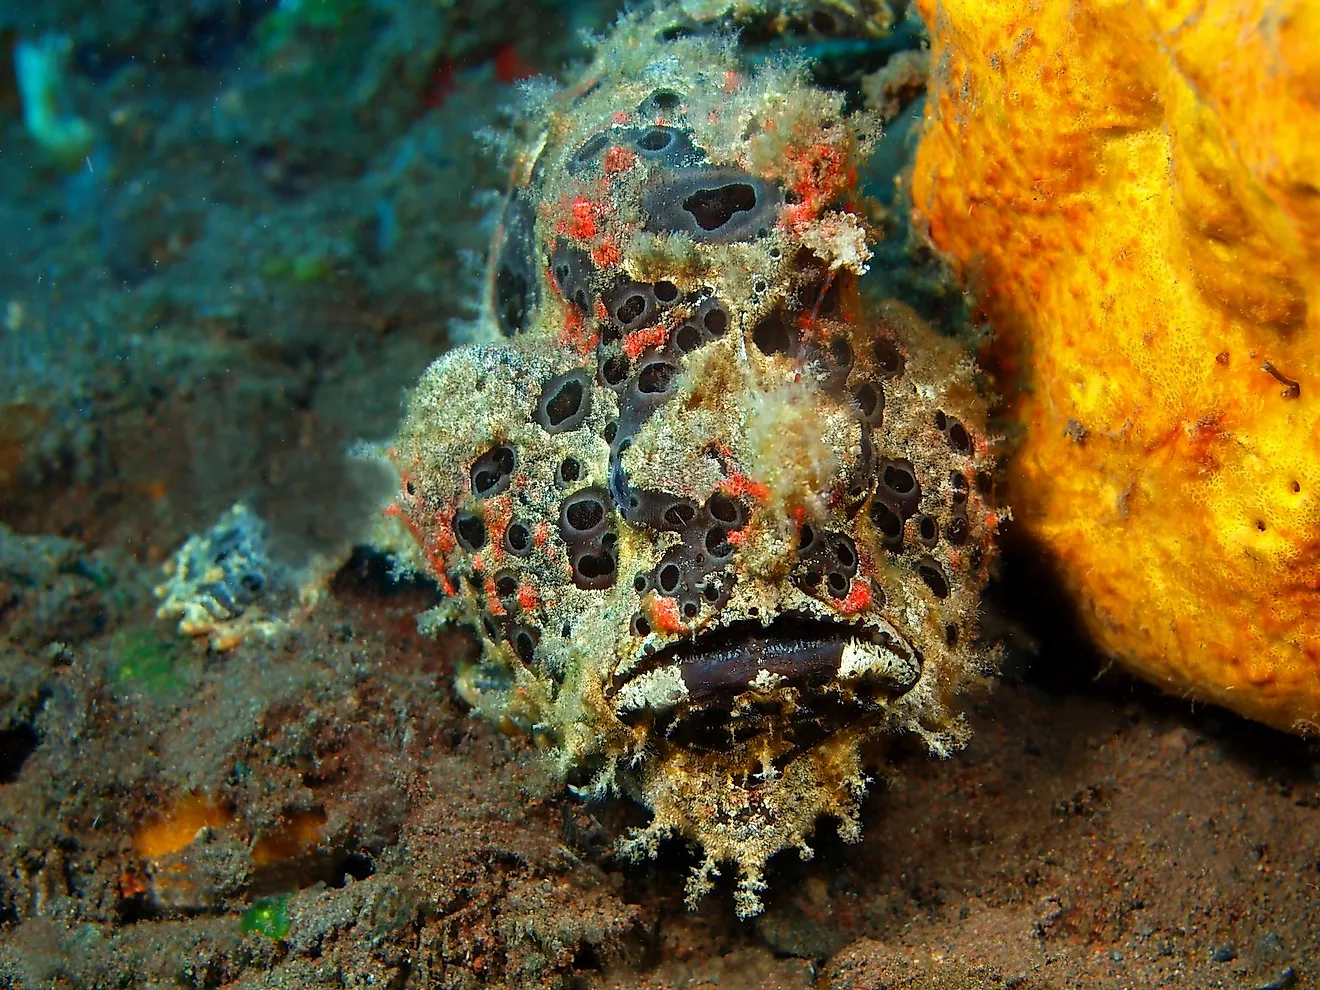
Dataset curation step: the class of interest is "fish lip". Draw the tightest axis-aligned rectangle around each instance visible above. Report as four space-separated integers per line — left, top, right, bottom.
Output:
609 611 922 722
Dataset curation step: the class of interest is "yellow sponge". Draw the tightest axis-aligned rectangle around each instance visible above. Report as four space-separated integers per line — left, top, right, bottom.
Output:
912 0 1320 731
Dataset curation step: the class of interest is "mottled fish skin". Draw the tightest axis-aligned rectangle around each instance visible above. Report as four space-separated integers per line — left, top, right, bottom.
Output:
391 4 1004 917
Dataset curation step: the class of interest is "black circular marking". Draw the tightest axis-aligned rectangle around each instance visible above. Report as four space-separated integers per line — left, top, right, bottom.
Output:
752 313 793 355
657 563 681 595
705 527 734 558
638 360 679 394
948 421 972 454
917 558 950 599
571 550 616 589
675 324 703 353
708 491 740 524
829 336 853 371
647 89 681 112
492 192 538 337
495 265 529 337
799 523 817 553
638 128 674 152
826 571 850 598
945 513 969 546
555 456 581 488
513 626 539 663
810 8 841 33
873 338 905 377
563 495 605 535
504 520 532 556
603 421 618 443
847 428 875 506
703 306 728 335
631 613 652 637
870 501 903 546
883 462 915 494
602 354 630 386
470 444 517 498
683 182 758 232
832 534 858 573
934 410 948 432
879 458 922 517
664 501 696 529
537 370 592 434
494 571 519 599
616 293 646 324
654 280 679 303
633 573 649 593
549 242 597 313
949 471 969 503
570 132 611 171
918 515 939 547
455 512 487 552
854 382 883 426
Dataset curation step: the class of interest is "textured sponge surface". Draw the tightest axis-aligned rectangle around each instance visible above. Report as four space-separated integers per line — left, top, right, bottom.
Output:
913 0 1320 731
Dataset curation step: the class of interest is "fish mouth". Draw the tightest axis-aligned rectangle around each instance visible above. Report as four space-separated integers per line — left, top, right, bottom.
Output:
609 613 922 753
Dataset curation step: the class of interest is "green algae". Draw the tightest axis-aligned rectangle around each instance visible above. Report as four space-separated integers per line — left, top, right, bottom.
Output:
242 895 292 941
109 627 197 698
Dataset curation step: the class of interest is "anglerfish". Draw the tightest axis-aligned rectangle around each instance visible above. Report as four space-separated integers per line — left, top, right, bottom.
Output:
389 2 1004 916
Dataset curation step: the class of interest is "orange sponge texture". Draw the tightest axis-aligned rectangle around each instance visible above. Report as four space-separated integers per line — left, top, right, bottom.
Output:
912 0 1320 731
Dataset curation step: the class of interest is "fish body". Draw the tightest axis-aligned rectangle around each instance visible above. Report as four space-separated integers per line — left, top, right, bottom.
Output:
391 5 1001 916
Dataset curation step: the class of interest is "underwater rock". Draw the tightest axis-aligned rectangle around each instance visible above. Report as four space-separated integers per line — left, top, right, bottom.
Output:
129 793 243 912
0 524 114 650
912 0 1320 733
391 3 1002 915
